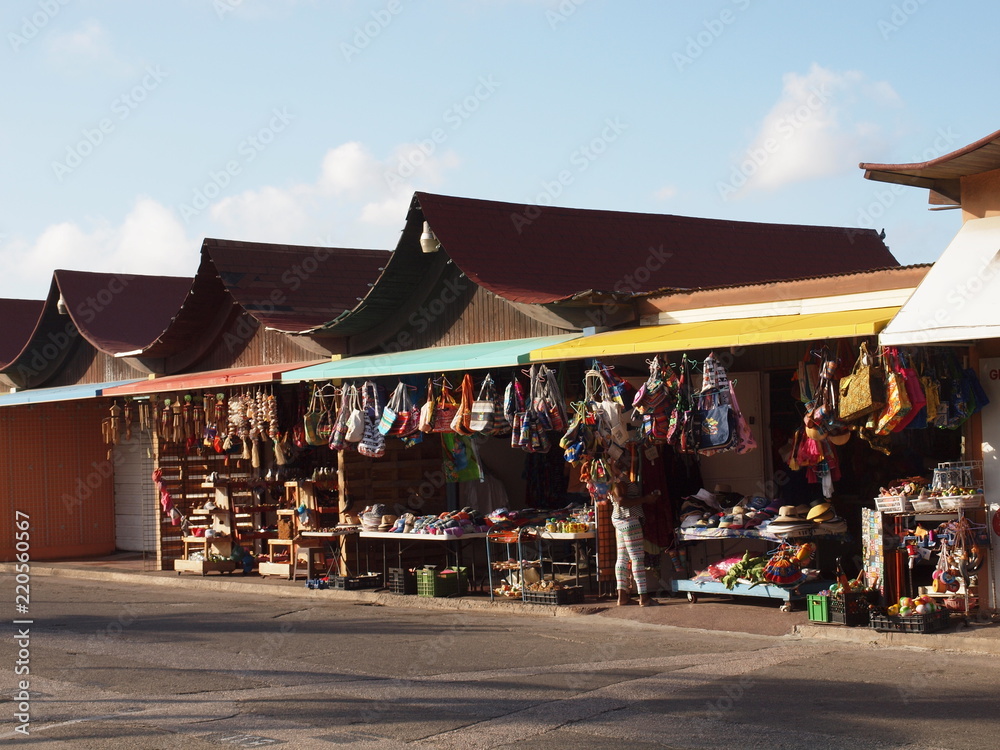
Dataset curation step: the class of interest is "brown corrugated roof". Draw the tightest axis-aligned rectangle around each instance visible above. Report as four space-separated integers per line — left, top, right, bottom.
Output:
0 299 44 368
202 238 389 333
639 264 930 317
415 192 900 304
860 127 1000 202
55 270 192 355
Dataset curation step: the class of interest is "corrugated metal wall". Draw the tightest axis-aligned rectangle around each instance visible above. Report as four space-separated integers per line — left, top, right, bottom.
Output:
0 400 116 561
407 283 567 350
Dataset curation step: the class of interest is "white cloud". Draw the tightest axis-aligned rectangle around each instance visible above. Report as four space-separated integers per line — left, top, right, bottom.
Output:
654 185 678 201
211 140 459 248
45 20 124 72
2 197 199 298
0 140 457 299
724 64 900 195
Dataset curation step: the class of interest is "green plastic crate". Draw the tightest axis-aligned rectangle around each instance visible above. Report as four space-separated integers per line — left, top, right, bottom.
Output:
416 567 468 598
807 594 830 623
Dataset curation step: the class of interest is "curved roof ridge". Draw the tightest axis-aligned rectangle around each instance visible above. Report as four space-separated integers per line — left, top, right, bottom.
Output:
415 191 899 305
201 238 389 333
54 269 192 355
0 299 45 369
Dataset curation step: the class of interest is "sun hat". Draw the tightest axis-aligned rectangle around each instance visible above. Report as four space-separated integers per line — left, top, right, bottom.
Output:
807 503 835 523
771 505 806 524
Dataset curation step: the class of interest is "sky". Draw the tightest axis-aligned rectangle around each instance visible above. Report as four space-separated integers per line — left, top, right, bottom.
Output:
1 0 996 300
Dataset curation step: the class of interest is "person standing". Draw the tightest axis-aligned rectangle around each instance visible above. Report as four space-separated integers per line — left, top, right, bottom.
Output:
610 469 661 607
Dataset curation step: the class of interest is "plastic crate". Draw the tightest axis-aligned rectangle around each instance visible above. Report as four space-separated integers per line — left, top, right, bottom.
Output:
387 567 417 595
937 495 986 511
522 586 585 605
806 594 830 623
331 573 383 590
829 593 871 626
869 609 951 633
874 494 912 514
416 567 468 598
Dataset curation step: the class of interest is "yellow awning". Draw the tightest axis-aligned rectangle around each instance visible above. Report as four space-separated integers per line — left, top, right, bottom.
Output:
529 306 901 361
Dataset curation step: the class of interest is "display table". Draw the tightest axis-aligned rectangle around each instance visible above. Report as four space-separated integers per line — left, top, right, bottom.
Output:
174 536 237 576
528 529 595 589
295 528 359 580
670 577 831 611
360 531 488 589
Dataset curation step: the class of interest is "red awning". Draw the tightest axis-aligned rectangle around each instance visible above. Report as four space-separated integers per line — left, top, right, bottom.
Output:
101 360 327 397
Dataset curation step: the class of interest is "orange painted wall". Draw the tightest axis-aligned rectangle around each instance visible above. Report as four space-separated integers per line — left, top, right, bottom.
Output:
0 400 115 561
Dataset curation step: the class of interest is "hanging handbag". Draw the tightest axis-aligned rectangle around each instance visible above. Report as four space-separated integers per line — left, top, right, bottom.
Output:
379 382 405 436
303 385 325 446
875 348 912 436
892 349 926 432
328 386 350 451
450 373 475 435
838 342 885 422
393 383 420 437
470 375 496 433
358 381 386 458
696 388 737 455
315 389 336 444
432 379 459 433
344 385 365 443
531 364 567 432
728 380 757 454
418 378 435 433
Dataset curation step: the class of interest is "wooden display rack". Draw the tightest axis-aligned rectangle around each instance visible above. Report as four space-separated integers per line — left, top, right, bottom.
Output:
174 482 238 576
258 480 344 579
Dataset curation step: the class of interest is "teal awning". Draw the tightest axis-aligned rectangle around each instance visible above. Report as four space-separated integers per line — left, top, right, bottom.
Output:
280 334 581 382
0 379 142 407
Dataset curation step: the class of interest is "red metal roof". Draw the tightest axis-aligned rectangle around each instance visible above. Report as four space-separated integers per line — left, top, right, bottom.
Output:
202 238 389 332
55 270 192 355
0 299 44 368
415 192 900 304
101 360 326 397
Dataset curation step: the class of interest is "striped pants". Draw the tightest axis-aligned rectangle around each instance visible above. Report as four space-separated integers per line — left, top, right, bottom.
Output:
612 516 647 594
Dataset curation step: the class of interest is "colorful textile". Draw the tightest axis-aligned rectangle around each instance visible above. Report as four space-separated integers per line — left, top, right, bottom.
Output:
613 515 648 594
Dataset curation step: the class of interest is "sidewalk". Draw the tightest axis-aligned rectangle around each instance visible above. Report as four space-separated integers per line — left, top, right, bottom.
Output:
8 553 1000 655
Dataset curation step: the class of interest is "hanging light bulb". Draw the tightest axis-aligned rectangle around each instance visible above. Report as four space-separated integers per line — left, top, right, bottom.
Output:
419 221 439 254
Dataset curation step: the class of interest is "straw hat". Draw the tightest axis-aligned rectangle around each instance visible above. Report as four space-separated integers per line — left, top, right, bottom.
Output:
771 505 806 524
807 503 835 523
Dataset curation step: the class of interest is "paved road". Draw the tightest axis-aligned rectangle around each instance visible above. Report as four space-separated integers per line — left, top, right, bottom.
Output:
2 575 999 749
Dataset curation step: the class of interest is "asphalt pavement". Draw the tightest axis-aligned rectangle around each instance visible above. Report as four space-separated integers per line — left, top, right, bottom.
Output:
2 560 1000 748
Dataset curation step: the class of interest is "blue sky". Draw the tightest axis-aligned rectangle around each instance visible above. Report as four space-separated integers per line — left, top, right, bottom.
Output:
0 0 994 299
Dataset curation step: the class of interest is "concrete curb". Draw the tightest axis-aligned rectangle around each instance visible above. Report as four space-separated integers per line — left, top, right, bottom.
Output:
11 563 1000 654
3 563 603 619
794 621 1000 656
